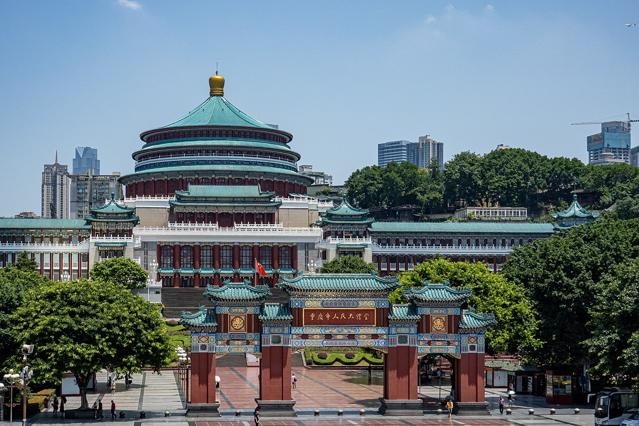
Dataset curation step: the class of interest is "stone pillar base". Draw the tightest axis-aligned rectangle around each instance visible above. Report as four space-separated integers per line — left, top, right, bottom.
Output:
455 401 490 416
255 399 296 417
378 398 423 416
186 402 220 417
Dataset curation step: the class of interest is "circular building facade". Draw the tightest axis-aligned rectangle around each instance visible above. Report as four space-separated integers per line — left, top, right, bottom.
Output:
120 74 313 197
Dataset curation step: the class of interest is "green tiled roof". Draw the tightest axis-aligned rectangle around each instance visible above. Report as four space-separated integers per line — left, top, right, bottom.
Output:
259 303 293 321
164 95 276 130
204 280 271 301
180 306 217 328
369 221 555 234
279 273 399 292
459 309 496 331
175 185 273 199
125 164 312 179
136 139 294 155
320 217 374 225
404 282 471 303
388 304 420 321
326 200 369 216
552 194 599 219
0 218 90 229
90 195 134 214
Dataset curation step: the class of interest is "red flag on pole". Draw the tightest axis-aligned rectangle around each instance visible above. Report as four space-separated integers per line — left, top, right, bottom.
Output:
255 259 268 278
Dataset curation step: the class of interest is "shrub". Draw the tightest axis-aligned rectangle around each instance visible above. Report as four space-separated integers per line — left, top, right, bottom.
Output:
317 352 328 359
345 352 356 359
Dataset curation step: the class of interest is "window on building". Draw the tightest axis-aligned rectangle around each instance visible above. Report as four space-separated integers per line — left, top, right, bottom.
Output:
280 246 292 269
241 246 252 269
181 246 193 268
259 246 272 269
161 246 173 269
201 245 212 269
221 245 233 269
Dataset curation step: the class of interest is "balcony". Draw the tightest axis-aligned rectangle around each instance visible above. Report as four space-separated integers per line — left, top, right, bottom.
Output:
372 243 514 256
0 240 90 253
134 222 322 243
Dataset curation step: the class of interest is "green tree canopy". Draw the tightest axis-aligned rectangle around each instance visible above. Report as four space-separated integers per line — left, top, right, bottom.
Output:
14 252 37 271
502 218 639 367
319 256 377 274
585 259 639 388
579 163 639 209
394 259 539 356
12 279 172 409
0 268 49 369
443 151 483 206
90 257 148 289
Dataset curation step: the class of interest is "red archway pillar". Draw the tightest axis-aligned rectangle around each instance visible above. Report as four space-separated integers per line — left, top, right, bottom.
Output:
187 345 220 416
257 336 296 416
380 346 422 415
455 353 486 403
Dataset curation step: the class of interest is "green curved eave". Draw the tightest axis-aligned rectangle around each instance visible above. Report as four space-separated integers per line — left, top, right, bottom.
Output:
120 164 315 184
164 96 277 130
133 139 296 156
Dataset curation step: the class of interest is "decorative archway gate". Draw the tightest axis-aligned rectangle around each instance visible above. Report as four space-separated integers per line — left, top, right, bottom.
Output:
180 274 495 417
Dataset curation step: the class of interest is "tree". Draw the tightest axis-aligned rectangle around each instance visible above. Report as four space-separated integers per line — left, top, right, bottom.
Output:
579 163 639 209
0 268 49 369
502 218 639 367
14 252 37 271
345 165 385 209
90 257 148 289
585 259 639 388
443 151 484 206
394 259 539 356
319 256 377 274
11 279 172 409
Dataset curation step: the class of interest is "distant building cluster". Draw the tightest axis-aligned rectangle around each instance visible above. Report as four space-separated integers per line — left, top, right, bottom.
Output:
586 121 631 165
40 148 122 219
378 135 444 169
298 165 333 186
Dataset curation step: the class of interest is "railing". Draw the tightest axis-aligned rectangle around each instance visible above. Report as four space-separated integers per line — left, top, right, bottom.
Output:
372 243 515 256
135 223 322 236
124 196 174 202
0 241 90 253
323 236 372 244
90 236 134 242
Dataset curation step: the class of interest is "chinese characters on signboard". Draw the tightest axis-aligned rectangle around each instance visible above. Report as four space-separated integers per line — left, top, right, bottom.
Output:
302 308 376 326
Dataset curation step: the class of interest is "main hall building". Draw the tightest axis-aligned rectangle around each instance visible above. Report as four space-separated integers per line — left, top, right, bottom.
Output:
0 74 593 311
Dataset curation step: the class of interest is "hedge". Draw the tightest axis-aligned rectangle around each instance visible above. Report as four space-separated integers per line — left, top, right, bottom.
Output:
309 351 383 366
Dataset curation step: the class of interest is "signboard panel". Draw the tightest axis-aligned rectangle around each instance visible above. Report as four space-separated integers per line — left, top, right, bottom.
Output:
302 308 376 326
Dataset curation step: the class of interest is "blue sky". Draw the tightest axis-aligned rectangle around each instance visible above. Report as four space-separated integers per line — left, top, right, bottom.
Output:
1 0 638 216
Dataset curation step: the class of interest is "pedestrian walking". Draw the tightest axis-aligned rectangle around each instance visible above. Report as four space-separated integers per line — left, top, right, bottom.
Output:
446 398 454 417
253 407 260 426
498 396 505 414
291 373 297 389
93 402 98 419
52 396 59 416
60 397 65 419
111 400 116 420
98 400 104 420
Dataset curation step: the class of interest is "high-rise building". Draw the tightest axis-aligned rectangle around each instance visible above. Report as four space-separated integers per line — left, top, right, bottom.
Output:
631 146 639 167
73 146 100 175
378 136 444 169
587 121 631 165
41 153 70 219
70 172 123 219
409 135 444 169
378 140 411 167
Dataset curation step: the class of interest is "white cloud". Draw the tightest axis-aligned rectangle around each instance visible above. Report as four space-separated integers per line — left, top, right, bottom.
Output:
485 4 495 13
117 0 142 10
425 15 437 25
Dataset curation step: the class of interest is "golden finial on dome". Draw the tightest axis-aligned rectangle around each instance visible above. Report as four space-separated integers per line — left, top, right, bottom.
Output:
209 71 225 96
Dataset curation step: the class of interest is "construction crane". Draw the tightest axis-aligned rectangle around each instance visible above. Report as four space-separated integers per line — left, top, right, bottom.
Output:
571 112 639 130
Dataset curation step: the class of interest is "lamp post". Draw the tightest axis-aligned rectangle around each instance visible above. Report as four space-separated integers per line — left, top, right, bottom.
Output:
0 381 6 422
307 259 317 274
4 369 20 426
20 344 34 426
61 271 70 282
147 259 158 301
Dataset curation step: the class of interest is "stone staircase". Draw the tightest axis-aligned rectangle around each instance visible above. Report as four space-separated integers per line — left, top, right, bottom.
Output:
161 288 213 319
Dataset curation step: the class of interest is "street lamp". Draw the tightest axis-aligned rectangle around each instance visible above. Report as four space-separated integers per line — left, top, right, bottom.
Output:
3 369 20 426
20 344 34 426
61 271 70 282
307 258 320 274
0 381 6 423
146 259 158 301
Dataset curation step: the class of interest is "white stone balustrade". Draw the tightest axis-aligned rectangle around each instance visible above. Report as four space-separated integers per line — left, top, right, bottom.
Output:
372 243 515 256
0 240 90 253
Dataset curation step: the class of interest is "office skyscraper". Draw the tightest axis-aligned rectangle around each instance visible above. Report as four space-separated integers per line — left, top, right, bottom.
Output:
378 136 444 169
70 172 123 219
73 146 100 175
41 153 70 219
587 121 631 165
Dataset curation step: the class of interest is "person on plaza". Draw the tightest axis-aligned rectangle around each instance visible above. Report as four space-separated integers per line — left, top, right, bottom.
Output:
111 400 116 420
98 400 104 420
253 407 260 425
291 373 297 389
52 396 59 416
60 397 65 419
498 396 505 414
93 401 98 419
446 398 454 417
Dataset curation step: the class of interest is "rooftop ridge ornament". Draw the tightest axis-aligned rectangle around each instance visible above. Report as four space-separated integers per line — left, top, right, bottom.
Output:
209 71 225 97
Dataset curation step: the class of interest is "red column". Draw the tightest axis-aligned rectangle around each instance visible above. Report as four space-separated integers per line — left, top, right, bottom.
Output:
194 245 201 287
157 244 162 280
59 253 64 279
49 253 54 280
173 245 181 288
77 253 82 278
232 245 240 270
455 353 486 403
291 245 298 272
272 245 280 269
383 347 418 400
190 352 217 404
252 245 260 285
68 252 73 277
386 255 390 274
259 346 292 401
40 253 44 275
